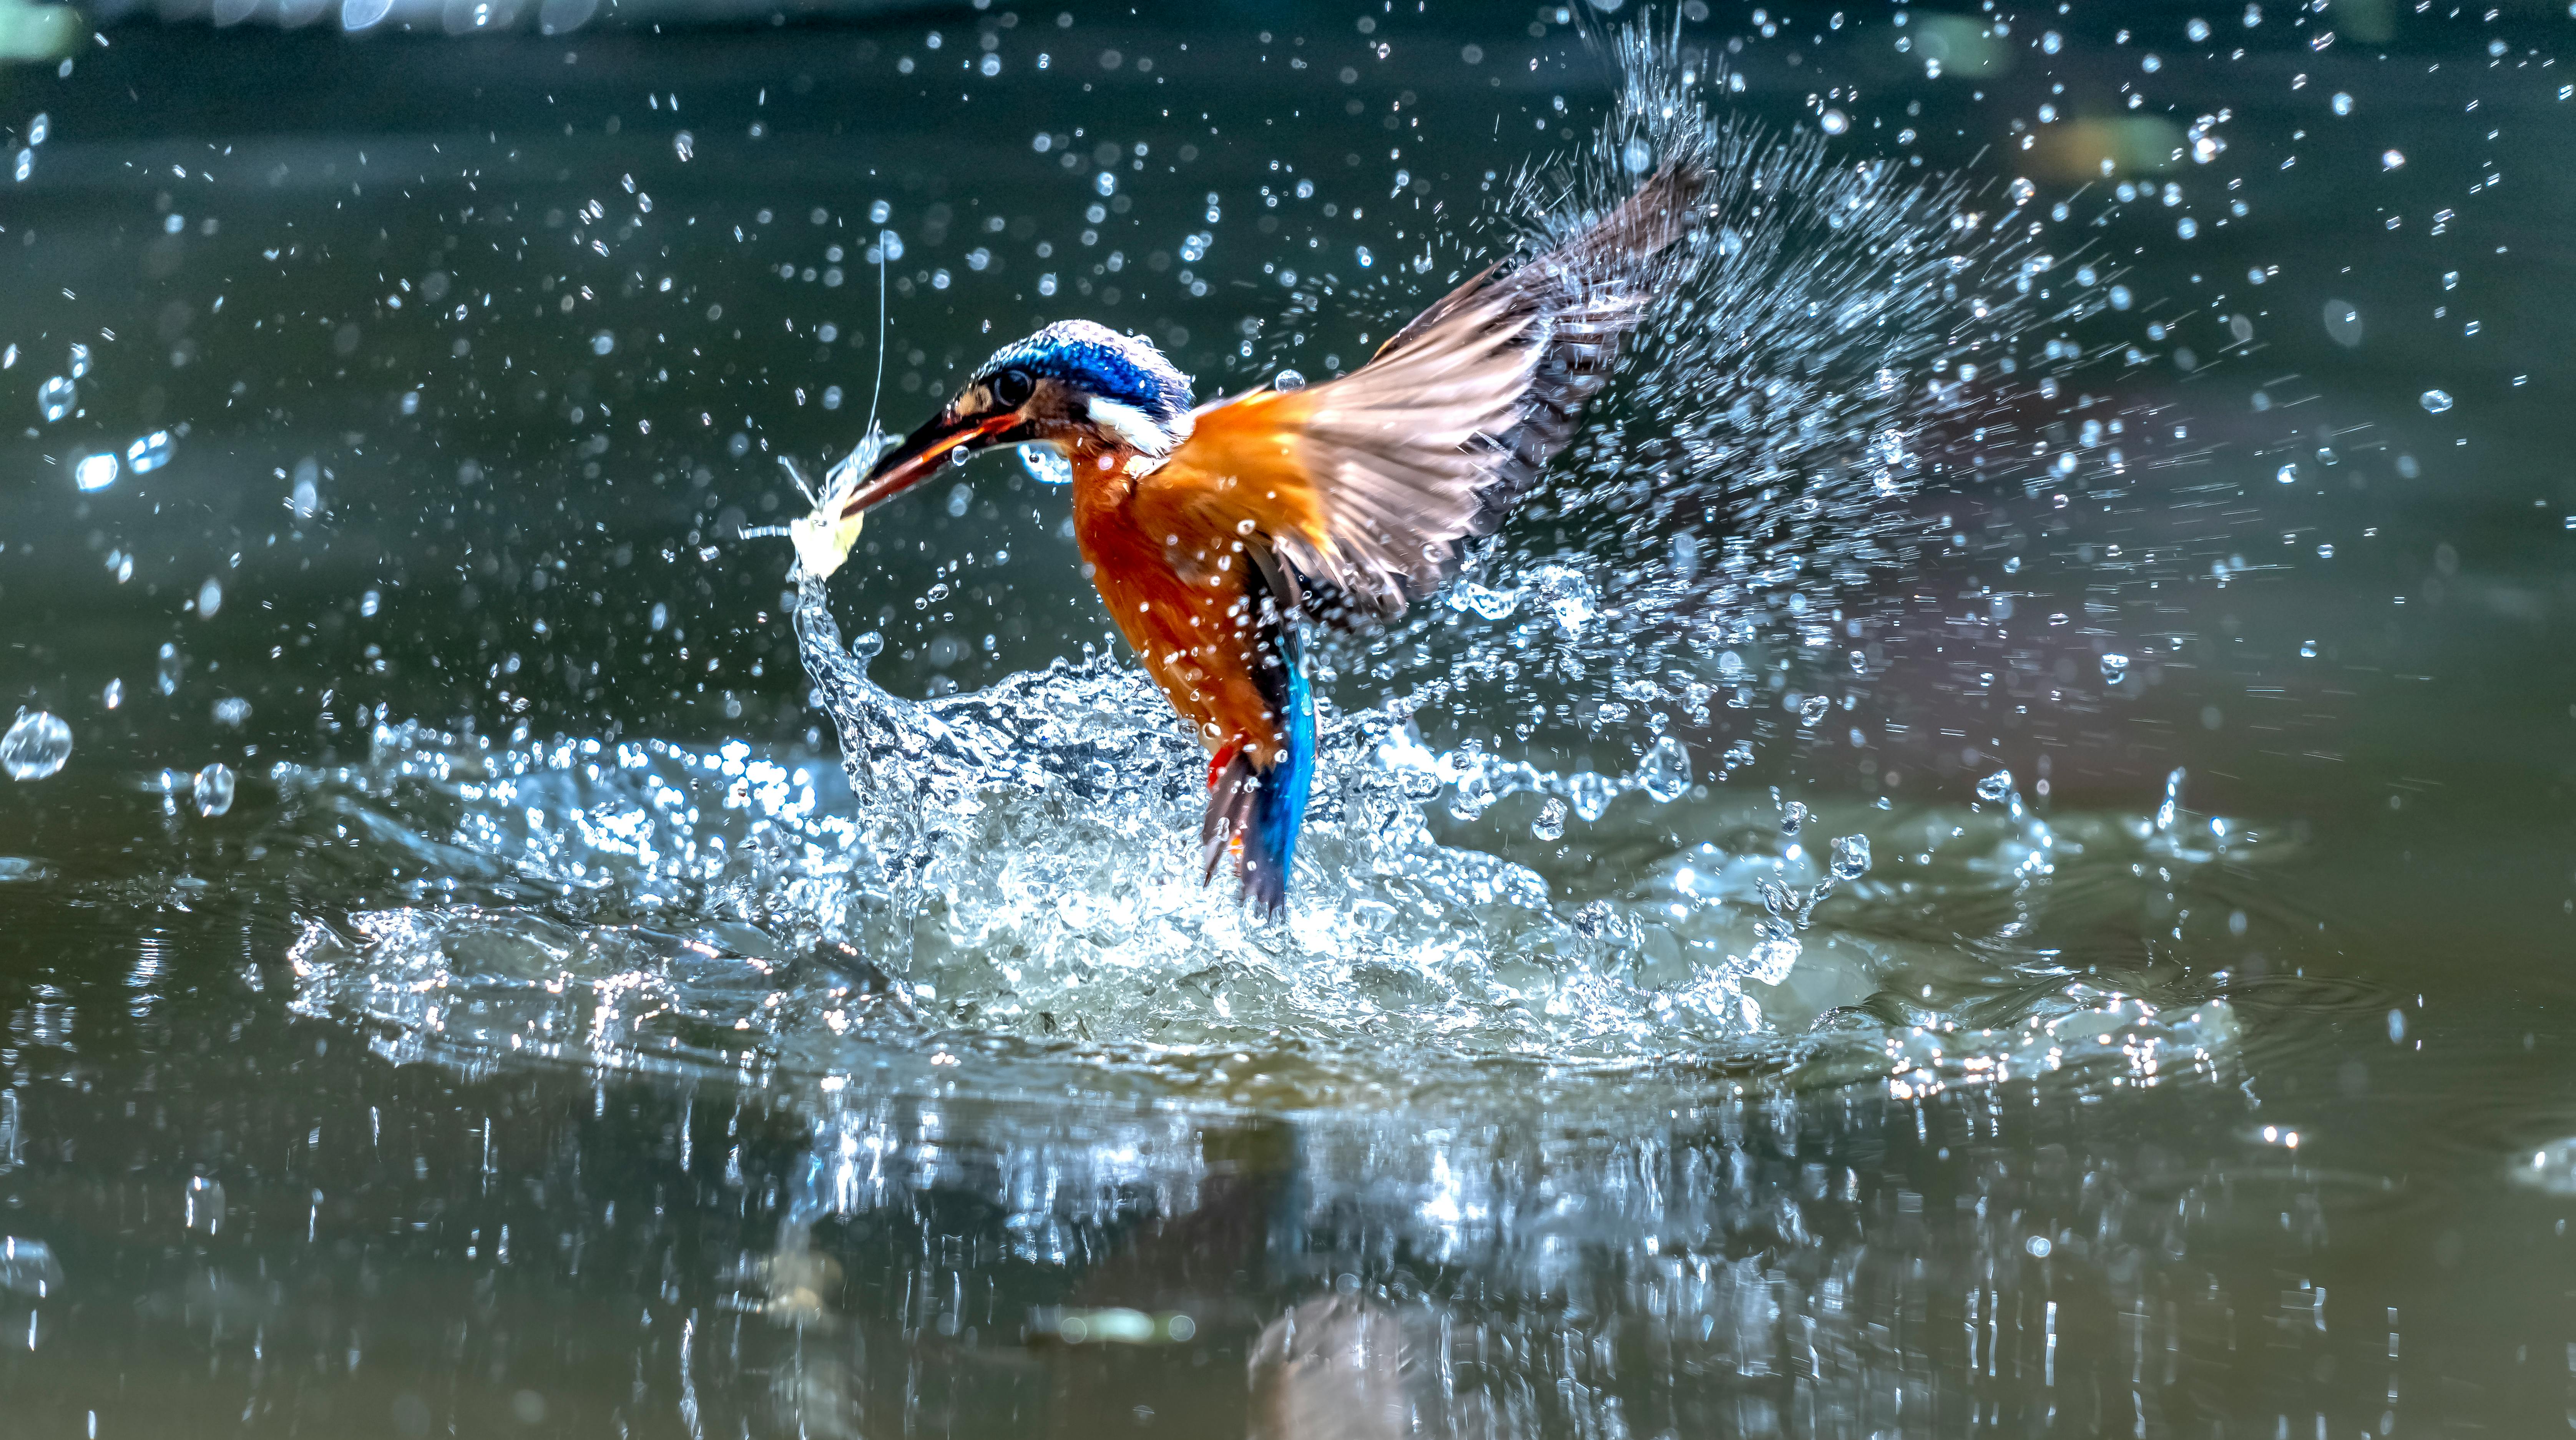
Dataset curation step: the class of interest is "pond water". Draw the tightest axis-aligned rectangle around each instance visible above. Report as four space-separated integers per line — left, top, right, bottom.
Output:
4 3 2576 1436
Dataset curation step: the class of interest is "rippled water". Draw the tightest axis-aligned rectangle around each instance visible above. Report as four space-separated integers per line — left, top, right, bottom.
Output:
5 4 2576 1436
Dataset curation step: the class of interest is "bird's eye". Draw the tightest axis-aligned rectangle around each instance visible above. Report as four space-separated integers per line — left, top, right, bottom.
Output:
989 367 1035 408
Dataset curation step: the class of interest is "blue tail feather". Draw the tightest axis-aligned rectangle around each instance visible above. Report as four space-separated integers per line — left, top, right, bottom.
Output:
1237 655 1312 914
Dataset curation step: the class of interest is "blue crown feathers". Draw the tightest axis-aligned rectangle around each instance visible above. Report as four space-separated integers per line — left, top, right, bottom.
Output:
975 320 1194 423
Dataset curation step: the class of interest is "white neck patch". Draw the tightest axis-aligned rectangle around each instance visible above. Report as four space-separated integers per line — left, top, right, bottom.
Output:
1087 395 1182 456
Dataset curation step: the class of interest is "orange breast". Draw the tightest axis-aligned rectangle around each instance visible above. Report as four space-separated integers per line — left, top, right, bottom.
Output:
1071 446 1283 759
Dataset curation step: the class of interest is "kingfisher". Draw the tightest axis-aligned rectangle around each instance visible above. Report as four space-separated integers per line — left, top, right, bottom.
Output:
810 163 1706 913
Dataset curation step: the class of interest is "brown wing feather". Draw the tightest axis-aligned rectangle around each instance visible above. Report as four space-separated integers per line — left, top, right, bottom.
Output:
1274 159 1711 624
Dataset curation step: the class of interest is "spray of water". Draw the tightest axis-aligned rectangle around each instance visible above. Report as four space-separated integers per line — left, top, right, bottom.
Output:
274 27 2259 1105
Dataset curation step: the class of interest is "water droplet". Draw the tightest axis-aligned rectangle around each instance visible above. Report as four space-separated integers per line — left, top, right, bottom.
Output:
2331 91 2353 115
1567 770 1616 823
1741 932 1800 985
1448 766 1497 821
672 130 694 161
1819 108 1848 136
1621 138 1653 172
1847 649 1867 675
35 375 72 422
2277 463 2299 484
1976 769 2015 803
359 589 381 619
213 697 250 727
2382 148 2405 170
590 330 615 356
291 473 321 518
2101 652 2131 684
1636 735 1691 802
649 601 669 632
156 643 181 696
2420 389 2453 414
1 711 71 780
73 453 117 491
2186 16 2212 40
25 113 46 146
10 149 28 183
1530 796 1567 841
1018 443 1072 486
1721 739 1755 775
193 763 237 817
2298 640 2319 659
2322 299 2363 347
1272 368 1306 392
196 577 223 619
66 343 88 379
1830 834 1872 880
1797 694 1830 727
1779 800 1808 835
101 679 121 710
125 430 173 473
2009 177 2035 206
2107 285 2133 311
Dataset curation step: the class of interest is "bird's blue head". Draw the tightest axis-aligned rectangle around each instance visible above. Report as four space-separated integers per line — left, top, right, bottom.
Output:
836 320 1194 517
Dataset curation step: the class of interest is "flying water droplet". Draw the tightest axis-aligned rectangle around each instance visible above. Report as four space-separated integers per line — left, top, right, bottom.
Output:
2101 652 2131 684
1797 694 1830 727
2008 177 2036 206
101 679 121 710
1830 834 1872 880
2381 149 2405 170
1621 138 1653 172
2331 91 2353 115
156 643 181 696
212 697 250 727
2299 639 2318 658
1819 109 1848 136
1741 929 1800 985
1779 800 1808 835
1567 770 1616 823
1530 796 1568 841
1720 739 1755 776
193 763 237 817
1636 735 1691 802
25 113 45 146
1 711 72 781
2419 389 2453 414
125 430 173 473
590 330 615 357
11 149 28 183
2276 463 2299 484
672 130 694 161
1017 444 1072 486
2186 16 2211 40
1976 769 2015 803
196 577 224 619
35 376 72 421
73 454 117 492
1272 368 1306 391
65 343 88 379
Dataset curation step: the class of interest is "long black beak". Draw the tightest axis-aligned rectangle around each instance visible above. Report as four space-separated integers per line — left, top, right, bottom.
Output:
834 408 1022 520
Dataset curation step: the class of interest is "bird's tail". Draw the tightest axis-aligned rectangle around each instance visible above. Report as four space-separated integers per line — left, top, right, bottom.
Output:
1199 629 1314 916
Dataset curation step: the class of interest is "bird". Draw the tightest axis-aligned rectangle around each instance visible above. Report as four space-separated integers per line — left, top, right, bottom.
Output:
820 162 1707 913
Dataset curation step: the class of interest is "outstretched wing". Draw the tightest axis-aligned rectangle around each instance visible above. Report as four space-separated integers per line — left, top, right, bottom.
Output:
1144 161 1708 627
